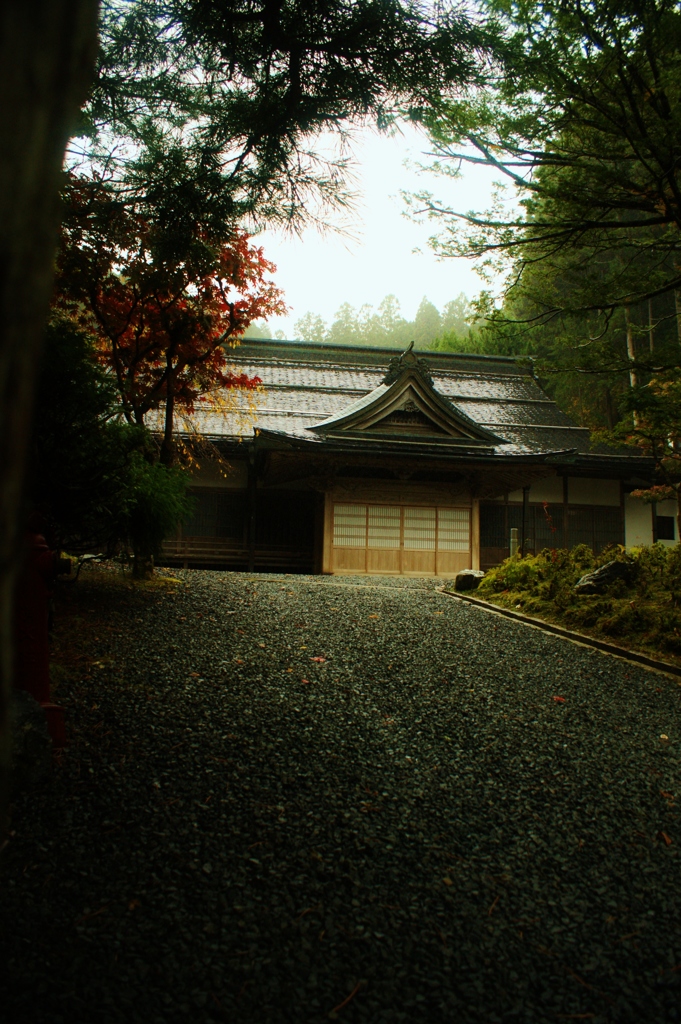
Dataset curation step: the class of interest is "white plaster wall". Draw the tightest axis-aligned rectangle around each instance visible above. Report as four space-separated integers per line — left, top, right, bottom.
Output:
189 459 248 488
506 477 564 503
528 476 564 503
655 498 678 547
624 494 653 548
568 477 621 506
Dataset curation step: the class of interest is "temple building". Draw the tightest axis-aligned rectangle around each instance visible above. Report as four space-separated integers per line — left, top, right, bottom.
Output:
161 338 673 576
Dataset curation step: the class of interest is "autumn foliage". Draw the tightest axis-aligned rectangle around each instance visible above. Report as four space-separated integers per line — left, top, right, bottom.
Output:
55 174 287 462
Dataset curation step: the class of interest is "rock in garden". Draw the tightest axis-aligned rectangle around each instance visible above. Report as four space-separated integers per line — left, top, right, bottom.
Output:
574 559 634 595
454 569 486 592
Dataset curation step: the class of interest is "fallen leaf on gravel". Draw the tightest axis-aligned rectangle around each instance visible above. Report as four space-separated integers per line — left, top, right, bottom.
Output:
564 966 597 992
553 696 566 703
76 906 108 923
190 672 200 678
311 656 326 662
328 980 363 1019
296 902 322 919
658 831 673 846
368 614 379 619
301 678 310 685
660 734 669 742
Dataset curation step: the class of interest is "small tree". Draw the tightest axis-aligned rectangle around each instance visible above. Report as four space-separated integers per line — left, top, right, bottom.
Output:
615 376 681 543
57 174 287 464
29 315 194 575
592 373 681 540
119 455 194 578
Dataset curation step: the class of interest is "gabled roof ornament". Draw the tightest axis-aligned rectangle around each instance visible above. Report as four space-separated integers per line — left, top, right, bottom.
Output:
308 339 504 445
382 341 434 387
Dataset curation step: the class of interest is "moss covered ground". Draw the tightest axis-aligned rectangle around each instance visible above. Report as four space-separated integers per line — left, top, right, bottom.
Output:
449 544 681 669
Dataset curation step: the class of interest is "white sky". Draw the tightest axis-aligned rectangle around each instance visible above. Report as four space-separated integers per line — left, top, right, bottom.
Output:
253 122 500 338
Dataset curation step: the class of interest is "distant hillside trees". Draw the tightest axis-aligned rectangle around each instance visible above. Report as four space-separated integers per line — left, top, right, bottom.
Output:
293 292 479 349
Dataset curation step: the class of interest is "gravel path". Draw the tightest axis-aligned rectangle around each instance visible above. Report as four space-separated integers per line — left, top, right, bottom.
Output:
2 569 681 1024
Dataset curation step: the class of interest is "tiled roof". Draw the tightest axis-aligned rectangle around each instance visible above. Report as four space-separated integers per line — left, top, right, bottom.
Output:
192 340 592 456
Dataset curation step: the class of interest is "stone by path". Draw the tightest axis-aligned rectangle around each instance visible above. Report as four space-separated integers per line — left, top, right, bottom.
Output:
2 569 681 1024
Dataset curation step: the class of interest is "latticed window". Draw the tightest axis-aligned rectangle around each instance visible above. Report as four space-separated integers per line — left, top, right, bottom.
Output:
404 507 436 550
480 501 623 568
437 508 470 551
333 504 367 548
333 504 470 552
368 506 401 548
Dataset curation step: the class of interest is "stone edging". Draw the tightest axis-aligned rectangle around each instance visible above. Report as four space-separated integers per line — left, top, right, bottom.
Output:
438 587 681 680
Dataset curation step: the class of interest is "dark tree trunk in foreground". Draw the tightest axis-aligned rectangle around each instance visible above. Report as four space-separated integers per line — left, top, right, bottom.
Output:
0 0 99 832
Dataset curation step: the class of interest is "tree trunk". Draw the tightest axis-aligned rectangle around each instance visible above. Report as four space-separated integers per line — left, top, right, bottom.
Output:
605 387 616 430
0 0 99 833
624 305 637 386
648 298 654 355
132 553 154 580
159 388 176 467
624 305 639 426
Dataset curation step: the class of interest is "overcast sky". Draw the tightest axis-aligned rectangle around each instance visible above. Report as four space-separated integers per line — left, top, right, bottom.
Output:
252 122 501 338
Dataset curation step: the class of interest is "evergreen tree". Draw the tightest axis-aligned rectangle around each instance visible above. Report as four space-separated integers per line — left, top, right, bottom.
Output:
410 0 681 318
294 312 327 344
413 297 442 347
87 0 488 242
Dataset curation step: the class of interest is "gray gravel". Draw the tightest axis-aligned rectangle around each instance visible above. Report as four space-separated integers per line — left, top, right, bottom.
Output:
2 568 681 1024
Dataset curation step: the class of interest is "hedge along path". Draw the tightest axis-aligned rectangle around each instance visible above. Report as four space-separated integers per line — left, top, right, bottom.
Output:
440 587 681 680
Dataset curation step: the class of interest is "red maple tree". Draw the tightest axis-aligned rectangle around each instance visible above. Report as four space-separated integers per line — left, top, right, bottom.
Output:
56 174 287 463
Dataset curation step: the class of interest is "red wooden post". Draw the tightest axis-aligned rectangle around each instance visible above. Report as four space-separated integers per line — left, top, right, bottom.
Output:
13 526 70 746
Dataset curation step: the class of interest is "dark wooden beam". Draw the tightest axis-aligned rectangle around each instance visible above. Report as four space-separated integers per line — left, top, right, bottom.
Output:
247 453 257 572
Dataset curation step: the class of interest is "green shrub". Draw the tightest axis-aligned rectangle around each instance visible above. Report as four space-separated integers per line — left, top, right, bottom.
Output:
471 542 681 662
120 455 194 575
29 314 194 571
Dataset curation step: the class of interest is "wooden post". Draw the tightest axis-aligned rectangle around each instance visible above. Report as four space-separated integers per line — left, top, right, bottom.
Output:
471 498 480 570
563 475 569 550
322 493 334 574
247 452 256 572
521 486 530 556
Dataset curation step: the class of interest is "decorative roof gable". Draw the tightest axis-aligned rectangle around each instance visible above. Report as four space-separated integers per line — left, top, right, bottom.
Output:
308 343 505 446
